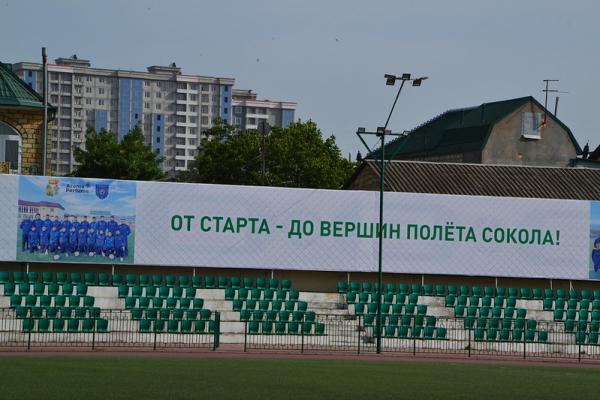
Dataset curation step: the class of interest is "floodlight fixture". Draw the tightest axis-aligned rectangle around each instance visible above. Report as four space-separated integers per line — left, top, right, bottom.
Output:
401 73 411 80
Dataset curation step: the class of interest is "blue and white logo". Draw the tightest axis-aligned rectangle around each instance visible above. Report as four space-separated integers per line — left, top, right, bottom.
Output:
95 184 110 200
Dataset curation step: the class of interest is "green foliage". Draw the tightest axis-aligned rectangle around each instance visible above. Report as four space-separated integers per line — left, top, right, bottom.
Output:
180 120 355 189
72 127 164 180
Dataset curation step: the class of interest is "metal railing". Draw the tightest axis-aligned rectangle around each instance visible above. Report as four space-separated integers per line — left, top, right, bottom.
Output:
0 307 220 351
243 314 600 362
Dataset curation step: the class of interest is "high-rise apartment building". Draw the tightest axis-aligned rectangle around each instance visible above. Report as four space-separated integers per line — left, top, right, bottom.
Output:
231 89 296 131
12 56 296 175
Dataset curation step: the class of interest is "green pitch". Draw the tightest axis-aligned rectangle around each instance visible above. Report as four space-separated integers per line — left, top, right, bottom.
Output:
0 357 598 400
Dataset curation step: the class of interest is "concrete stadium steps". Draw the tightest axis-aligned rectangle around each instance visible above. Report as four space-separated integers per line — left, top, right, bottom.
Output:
87 287 124 309
298 292 348 315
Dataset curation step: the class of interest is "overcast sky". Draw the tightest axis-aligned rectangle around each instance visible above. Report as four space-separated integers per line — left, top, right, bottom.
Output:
2 0 598 157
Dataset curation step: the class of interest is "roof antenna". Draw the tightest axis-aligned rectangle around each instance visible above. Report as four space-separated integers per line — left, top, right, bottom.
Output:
542 79 568 124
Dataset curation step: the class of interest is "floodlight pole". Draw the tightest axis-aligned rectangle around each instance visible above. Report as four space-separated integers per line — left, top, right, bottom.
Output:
356 73 426 354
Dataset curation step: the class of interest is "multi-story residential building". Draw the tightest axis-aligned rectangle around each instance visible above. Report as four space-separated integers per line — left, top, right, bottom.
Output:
231 89 296 131
12 56 294 175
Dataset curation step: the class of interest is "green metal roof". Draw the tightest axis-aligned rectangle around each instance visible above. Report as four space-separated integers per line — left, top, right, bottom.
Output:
368 96 581 159
0 62 47 109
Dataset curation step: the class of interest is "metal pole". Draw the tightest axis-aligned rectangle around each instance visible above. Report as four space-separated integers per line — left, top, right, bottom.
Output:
376 129 385 354
42 47 48 176
554 96 559 116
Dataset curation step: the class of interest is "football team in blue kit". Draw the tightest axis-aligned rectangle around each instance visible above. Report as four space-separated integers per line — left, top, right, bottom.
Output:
20 213 132 261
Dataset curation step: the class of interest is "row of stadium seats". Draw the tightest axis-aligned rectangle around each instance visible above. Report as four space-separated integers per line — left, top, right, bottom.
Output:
119 285 198 299
0 271 292 290
377 325 447 339
354 302 428 316
131 308 213 321
473 327 547 343
241 310 315 323
544 298 600 311
247 320 325 335
21 317 108 333
9 294 95 308
233 299 308 313
124 296 205 310
553 309 600 322
139 319 216 334
225 287 299 301
454 305 527 319
337 281 600 301
13 305 99 319
4 282 91 296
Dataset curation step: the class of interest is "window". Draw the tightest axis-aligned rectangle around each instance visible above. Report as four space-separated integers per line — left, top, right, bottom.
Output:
189 116 197 123
177 83 187 90
156 92 162 98
99 77 105 83
201 116 209 125
224 86 229 92
157 126 161 132
201 94 209 102
224 97 228 103
234 117 242 124
224 107 228 114
85 98 91 105
234 107 242 114
190 94 197 101
86 76 92 82
134 113 139 119
86 87 92 93
145 91 150 98
98 99 104 106
144 81 151 87
157 115 161 121
51 95 58 103
98 88 105 95
521 112 542 139
155 104 162 110
28 70 33 77
50 83 59 92
223 119 228 124
75 86 82 94
156 137 160 143
201 105 209 113
145 102 150 109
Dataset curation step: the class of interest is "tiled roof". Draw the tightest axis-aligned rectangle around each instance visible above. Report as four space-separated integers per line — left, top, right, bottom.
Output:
351 160 600 200
0 62 46 109
367 96 581 159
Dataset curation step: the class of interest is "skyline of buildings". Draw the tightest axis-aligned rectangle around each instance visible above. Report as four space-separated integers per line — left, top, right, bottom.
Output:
11 55 296 175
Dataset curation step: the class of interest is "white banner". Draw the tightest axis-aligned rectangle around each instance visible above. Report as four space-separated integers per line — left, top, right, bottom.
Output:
5 174 600 281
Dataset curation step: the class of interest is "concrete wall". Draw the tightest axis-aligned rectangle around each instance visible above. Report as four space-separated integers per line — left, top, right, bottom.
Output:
482 100 578 167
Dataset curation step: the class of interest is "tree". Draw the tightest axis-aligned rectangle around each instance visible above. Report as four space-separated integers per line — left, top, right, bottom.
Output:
73 127 164 180
180 120 355 189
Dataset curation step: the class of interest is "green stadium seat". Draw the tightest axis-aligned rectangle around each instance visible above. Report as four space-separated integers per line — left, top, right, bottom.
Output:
193 298 204 309
158 286 169 298
186 309 198 320
183 287 194 299
566 309 576 321
289 289 300 302
516 309 527 319
131 309 143 320
165 275 177 287
152 298 164 309
22 319 35 332
165 298 177 309
111 274 123 286
520 288 532 299
118 285 129 298
204 276 216 289
18 283 30 295
4 282 15 296
146 309 159 320
178 298 190 309
151 275 163 286
40 295 51 308
52 272 69 284
143 286 155 298
179 275 190 287
154 319 165 333
66 319 79 332
167 320 179 333
82 318 95 332
98 273 110 286
42 272 54 284
32 282 44 296
569 289 580 300
37 318 50 333
125 274 137 286
0 271 9 284
137 274 149 287
580 310 589 321
474 327 485 341
589 332 599 345
25 295 37 307
27 271 38 283
97 319 108 333
472 286 482 297
404 304 416 315
13 272 26 284
267 278 279 290
225 287 235 300
544 288 554 299
410 283 421 295
217 276 228 289
139 319 151 333
172 287 183 298
384 282 397 294
532 288 543 300
256 277 267 290
192 276 203 288
84 272 97 285
581 299 591 311
230 277 241 289
555 289 567 299
130 286 142 298
69 273 81 284
445 294 456 307
594 290 600 301
242 277 254 289
180 320 192 333
77 284 88 296
10 294 22 307
435 284 446 296
459 286 470 296
543 298 553 311
52 318 65 332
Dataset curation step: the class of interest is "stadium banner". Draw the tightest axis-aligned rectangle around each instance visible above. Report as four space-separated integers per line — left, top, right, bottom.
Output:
2 174 599 281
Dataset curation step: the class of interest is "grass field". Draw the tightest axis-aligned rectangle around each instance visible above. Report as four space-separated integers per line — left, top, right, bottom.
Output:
0 356 599 400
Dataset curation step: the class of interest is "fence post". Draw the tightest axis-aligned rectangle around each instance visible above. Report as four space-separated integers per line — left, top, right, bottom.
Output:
301 320 304 354
213 312 220 351
92 314 96 351
523 334 526 360
578 328 582 363
467 322 471 358
243 319 248 352
357 315 361 355
27 306 32 351
153 325 157 351
412 315 416 356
